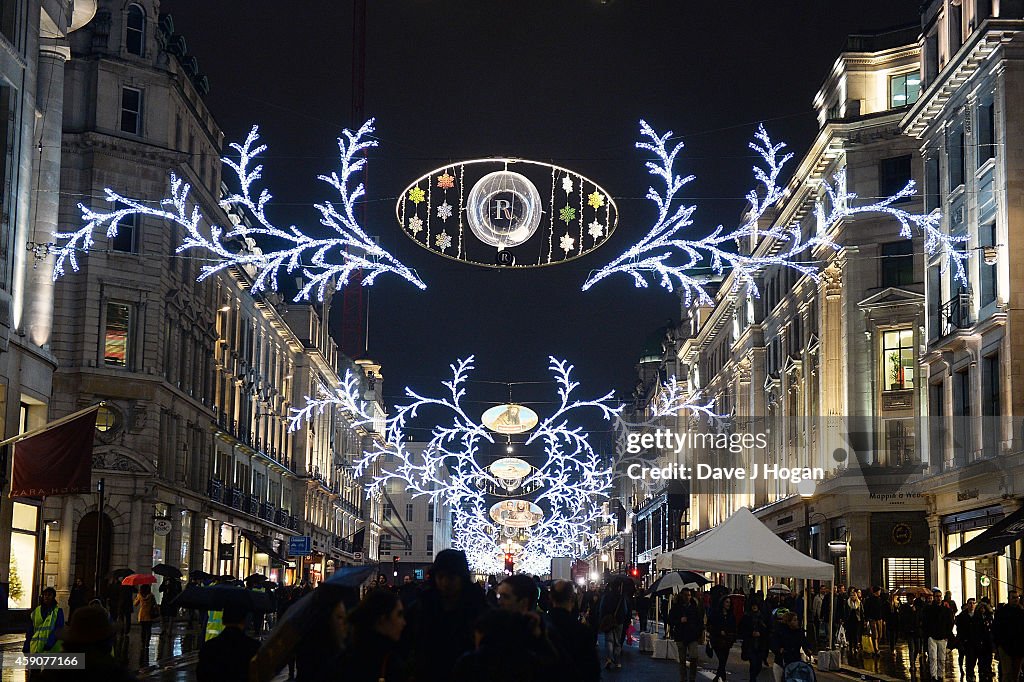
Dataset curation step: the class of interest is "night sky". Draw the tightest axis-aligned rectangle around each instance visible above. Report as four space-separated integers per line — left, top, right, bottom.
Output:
158 1 921 425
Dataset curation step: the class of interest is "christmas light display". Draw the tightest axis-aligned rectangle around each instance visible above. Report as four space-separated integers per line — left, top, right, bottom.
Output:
289 356 618 573
52 119 426 297
583 120 959 301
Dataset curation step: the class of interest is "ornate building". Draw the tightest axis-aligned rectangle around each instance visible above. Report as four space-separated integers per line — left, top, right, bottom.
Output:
0 0 96 616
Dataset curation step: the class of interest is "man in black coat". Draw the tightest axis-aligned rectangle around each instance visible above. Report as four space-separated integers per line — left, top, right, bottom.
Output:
196 605 260 682
924 588 955 680
993 591 1024 682
545 581 600 682
667 588 705 682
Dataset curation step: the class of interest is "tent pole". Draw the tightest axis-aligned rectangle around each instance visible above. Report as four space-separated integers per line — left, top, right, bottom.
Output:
828 579 834 650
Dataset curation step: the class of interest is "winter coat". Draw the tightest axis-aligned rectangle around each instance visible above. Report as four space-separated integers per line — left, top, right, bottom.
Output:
709 607 738 651
668 598 705 644
133 593 158 623
924 601 955 641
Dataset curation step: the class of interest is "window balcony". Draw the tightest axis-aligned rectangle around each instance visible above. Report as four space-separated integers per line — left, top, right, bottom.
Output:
939 288 973 337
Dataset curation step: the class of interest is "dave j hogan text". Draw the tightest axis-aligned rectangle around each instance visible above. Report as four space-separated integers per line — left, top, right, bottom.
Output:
625 463 825 483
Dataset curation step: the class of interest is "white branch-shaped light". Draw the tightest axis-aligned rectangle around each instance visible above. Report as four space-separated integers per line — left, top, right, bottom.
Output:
53 119 426 297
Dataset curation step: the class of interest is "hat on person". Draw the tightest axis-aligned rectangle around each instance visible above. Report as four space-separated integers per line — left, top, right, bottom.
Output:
932 587 942 595
57 605 115 646
431 549 471 579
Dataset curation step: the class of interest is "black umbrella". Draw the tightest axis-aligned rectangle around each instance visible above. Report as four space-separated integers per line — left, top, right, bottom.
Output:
152 564 183 579
110 568 134 580
187 570 212 583
324 565 376 588
245 573 268 584
171 584 276 613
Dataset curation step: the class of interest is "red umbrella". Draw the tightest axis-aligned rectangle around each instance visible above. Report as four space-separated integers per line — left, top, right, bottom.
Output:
121 573 157 586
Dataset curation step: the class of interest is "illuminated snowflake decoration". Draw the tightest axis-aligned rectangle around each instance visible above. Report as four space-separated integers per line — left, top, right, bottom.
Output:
562 176 574 194
435 231 452 251
560 234 575 253
436 201 454 222
290 356 619 574
583 119 955 303
559 206 576 224
53 119 426 299
588 191 605 210
588 220 605 240
408 186 426 205
437 172 455 190
408 215 423 235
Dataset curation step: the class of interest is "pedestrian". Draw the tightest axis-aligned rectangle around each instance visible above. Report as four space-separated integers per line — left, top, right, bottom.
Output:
811 585 826 647
740 599 770 682
403 549 487 682
946 591 959 614
772 611 812 670
397 575 419 610
196 604 260 682
992 591 1024 682
957 598 977 679
845 589 865 655
452 609 539 682
133 584 157 668
925 587 955 680
294 584 359 681
544 580 600 682
864 586 883 651
159 577 182 634
884 591 900 651
598 579 628 670
24 587 65 656
345 589 408 681
900 595 923 672
634 590 652 634
668 587 705 682
709 595 737 682
69 577 89 617
971 600 995 682
40 604 136 682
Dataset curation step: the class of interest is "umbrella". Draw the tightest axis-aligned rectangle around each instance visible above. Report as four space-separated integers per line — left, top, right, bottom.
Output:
110 568 134 580
152 564 183 579
895 586 930 598
171 584 276 613
767 584 791 594
245 573 268 584
650 571 709 595
324 565 377 588
187 570 212 583
121 574 158 587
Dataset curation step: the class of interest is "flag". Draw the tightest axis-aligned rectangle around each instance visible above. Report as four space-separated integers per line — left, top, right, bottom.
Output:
10 410 97 498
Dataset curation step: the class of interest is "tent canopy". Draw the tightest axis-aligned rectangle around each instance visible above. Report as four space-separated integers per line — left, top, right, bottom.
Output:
945 506 1024 561
655 507 835 581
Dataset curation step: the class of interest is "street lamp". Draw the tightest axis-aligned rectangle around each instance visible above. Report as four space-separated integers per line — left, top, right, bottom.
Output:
827 530 851 650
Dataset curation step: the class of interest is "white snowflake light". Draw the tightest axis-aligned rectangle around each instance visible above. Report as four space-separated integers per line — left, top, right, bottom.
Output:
588 220 605 240
435 231 453 251
437 201 454 222
52 119 427 298
582 119 952 302
562 176 574 195
560 234 575 253
408 215 423 234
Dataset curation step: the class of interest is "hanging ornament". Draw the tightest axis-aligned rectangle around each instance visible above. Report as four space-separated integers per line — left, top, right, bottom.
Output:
561 176 574 195
435 231 452 251
588 220 605 240
587 191 605 210
559 206 576 224
437 172 455 190
408 186 426 205
560 234 575 252
408 215 423 235
436 201 454 222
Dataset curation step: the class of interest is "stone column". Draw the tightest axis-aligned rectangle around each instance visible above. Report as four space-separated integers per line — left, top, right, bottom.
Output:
23 39 68 347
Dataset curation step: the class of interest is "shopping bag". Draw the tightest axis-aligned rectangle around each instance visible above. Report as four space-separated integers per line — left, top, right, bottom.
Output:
817 649 841 671
861 634 876 655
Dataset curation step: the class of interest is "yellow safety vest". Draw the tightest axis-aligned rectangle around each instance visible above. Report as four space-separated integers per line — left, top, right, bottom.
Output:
30 606 63 654
205 610 224 641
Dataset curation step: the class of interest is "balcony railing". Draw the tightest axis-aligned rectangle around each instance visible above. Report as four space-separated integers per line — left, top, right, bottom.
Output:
940 288 972 337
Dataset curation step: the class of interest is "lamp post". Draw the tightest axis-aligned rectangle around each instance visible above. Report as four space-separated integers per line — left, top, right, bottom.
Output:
827 531 851 650
798 483 816 631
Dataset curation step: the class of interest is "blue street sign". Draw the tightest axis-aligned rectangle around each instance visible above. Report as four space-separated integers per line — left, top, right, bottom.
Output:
288 535 312 556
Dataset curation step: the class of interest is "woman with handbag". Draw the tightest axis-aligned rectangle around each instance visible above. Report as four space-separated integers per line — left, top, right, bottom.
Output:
708 596 737 682
845 590 865 656
740 600 770 682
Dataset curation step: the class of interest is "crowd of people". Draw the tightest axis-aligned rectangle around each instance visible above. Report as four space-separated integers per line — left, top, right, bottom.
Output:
20 561 1024 682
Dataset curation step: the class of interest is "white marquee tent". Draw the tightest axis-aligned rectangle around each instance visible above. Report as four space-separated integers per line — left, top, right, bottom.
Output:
655 506 834 581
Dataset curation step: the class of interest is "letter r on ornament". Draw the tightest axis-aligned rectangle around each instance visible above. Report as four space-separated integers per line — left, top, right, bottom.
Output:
492 199 512 220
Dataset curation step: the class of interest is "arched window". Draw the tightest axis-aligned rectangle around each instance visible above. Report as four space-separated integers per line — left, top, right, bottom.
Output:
125 4 145 56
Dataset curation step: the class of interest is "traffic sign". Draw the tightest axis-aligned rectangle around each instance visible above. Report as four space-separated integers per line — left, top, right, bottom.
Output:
354 551 363 561
287 536 312 556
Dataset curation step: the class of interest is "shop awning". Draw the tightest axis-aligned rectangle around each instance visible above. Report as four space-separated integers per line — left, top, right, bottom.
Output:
945 506 1024 561
240 530 288 566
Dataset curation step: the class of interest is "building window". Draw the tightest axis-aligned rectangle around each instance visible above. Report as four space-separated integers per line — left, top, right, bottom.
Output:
889 73 921 108
883 557 926 593
7 502 39 610
879 156 912 200
924 155 941 212
980 223 997 307
884 418 916 466
380 533 391 552
405 503 413 522
426 534 433 554
103 302 132 367
95 405 119 433
427 503 435 523
881 241 915 287
120 87 143 135
881 329 914 391
948 124 965 189
977 99 995 164
953 367 972 462
929 382 946 467
383 504 392 521
111 211 138 253
125 4 145 56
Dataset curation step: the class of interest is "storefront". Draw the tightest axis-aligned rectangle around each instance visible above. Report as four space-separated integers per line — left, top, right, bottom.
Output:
941 505 1016 606
7 502 40 610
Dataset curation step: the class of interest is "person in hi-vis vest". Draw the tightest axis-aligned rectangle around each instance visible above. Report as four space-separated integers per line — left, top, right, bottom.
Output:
24 587 65 654
205 609 224 641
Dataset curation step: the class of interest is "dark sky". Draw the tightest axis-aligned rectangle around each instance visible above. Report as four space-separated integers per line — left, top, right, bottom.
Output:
159 0 921 419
